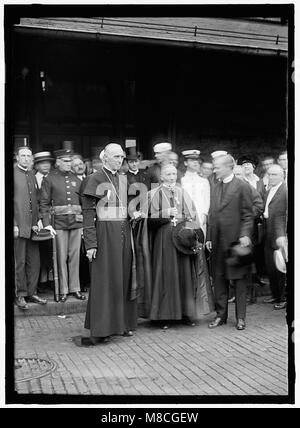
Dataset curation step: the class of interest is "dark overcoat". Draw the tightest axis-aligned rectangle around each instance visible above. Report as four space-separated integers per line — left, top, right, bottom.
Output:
207 176 254 280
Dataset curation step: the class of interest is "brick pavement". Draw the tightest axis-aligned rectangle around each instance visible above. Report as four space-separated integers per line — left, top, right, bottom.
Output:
13 298 289 396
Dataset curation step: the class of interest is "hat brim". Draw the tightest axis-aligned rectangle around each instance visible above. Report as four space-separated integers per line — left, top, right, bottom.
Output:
34 157 54 163
172 220 204 255
274 249 286 273
31 230 53 241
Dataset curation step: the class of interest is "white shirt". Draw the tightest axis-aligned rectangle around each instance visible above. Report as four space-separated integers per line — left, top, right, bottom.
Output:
128 169 139 175
35 171 47 189
263 182 283 219
181 170 210 236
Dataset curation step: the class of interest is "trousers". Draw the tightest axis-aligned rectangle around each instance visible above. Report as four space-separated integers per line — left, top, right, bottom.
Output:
55 228 82 294
14 237 40 297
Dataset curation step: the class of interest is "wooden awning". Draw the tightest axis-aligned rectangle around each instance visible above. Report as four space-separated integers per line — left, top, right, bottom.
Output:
15 17 288 56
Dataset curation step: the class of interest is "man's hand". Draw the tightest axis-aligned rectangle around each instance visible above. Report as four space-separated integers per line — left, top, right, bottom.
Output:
133 211 142 220
44 225 57 237
86 248 97 262
276 236 287 249
206 241 212 252
14 226 19 239
239 236 251 247
37 220 43 231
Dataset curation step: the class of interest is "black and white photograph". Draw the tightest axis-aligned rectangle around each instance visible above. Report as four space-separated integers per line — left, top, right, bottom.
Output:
3 2 297 410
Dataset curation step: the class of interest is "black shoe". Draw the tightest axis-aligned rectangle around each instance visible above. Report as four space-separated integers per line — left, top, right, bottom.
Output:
236 319 246 330
274 302 287 310
27 295 47 305
72 291 86 300
15 296 29 310
208 317 227 329
228 296 235 303
263 297 277 304
123 330 133 337
60 294 67 302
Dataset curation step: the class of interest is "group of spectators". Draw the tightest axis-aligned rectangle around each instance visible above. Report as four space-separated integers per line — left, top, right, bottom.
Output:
13 142 288 345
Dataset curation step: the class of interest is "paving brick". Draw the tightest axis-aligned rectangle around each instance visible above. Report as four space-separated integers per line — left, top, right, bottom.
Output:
14 299 289 397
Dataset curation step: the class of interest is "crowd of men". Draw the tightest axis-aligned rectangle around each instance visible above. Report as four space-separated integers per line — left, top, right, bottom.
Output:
13 142 288 345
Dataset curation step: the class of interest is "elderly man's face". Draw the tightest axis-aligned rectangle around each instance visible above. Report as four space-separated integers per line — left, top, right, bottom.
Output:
57 157 72 172
104 145 125 171
17 148 32 169
71 158 85 175
213 158 231 180
268 165 284 187
278 153 288 171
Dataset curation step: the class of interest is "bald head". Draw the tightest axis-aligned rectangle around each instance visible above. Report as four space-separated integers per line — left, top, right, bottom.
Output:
268 164 284 187
103 143 125 172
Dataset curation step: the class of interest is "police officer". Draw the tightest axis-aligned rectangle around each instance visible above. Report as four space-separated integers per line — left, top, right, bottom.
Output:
39 149 86 302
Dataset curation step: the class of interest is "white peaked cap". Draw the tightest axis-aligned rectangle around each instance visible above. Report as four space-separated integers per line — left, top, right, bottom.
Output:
211 150 228 159
182 150 200 158
153 142 172 153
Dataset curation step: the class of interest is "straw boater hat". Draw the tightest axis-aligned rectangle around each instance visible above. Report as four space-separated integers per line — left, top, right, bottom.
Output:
31 228 52 242
33 151 54 164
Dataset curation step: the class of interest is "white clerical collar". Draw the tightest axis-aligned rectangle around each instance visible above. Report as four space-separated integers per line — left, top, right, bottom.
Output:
103 165 117 175
17 164 28 172
223 173 234 183
129 169 139 175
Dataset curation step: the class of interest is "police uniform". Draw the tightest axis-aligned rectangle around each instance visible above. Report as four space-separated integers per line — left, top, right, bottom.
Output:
39 150 84 298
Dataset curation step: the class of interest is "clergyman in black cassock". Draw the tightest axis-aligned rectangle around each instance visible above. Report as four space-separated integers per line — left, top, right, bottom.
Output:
81 144 137 342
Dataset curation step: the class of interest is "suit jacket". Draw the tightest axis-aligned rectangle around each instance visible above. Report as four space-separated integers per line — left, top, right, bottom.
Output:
263 183 287 250
207 176 254 279
14 165 39 239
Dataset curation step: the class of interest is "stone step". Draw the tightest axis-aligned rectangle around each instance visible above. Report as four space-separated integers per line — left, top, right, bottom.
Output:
14 290 88 317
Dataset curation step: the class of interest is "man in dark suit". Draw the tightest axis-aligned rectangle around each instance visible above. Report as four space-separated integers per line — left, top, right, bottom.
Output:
262 165 288 309
14 146 47 309
206 155 254 330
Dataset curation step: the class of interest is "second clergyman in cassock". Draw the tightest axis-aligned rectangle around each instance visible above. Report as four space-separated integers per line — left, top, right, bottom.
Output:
81 143 137 345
